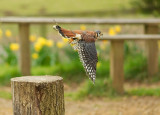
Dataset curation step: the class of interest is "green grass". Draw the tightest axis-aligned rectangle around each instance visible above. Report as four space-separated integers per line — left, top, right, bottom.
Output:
0 65 20 85
31 62 86 83
0 90 12 99
0 0 131 15
65 81 160 100
1 63 160 100
1 87 160 100
74 78 118 100
128 88 160 96
0 0 153 17
0 59 110 85
124 53 147 81
0 61 87 85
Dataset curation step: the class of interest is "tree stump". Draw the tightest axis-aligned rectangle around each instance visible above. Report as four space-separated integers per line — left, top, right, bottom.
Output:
11 76 65 115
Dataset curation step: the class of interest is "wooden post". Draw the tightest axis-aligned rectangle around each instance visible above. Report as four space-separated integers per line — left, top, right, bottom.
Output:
110 40 124 94
11 76 65 115
19 23 30 75
145 24 159 77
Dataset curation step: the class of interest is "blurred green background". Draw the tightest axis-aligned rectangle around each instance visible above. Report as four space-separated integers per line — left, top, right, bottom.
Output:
0 0 160 100
0 0 160 17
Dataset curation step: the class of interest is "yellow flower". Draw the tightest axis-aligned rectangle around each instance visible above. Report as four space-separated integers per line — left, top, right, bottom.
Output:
46 40 54 47
80 24 86 31
56 41 65 48
34 37 47 51
29 35 36 42
0 29 2 38
115 25 121 33
5 30 12 37
62 37 69 43
108 28 116 36
34 42 42 52
10 43 19 51
37 37 46 46
97 62 101 68
32 53 39 59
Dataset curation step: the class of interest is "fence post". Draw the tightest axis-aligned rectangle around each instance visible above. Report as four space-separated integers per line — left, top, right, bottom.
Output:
110 40 124 94
11 76 65 115
19 23 30 75
145 24 159 77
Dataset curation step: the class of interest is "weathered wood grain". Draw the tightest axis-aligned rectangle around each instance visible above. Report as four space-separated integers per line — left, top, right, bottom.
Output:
11 76 65 115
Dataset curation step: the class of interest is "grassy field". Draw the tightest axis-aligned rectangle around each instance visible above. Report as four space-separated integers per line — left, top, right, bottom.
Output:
0 0 154 17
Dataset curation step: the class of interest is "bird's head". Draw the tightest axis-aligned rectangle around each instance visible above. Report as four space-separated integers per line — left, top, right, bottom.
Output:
53 25 61 31
95 30 103 38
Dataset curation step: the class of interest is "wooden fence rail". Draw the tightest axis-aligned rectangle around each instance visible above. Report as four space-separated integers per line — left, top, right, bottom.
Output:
1 17 160 24
1 17 160 94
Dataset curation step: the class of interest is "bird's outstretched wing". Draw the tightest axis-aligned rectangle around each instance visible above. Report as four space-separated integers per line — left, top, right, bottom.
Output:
53 25 95 39
77 41 98 84
53 25 83 38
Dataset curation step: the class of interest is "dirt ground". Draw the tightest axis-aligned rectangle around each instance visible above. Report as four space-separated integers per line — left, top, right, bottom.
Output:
1 82 160 115
1 96 160 115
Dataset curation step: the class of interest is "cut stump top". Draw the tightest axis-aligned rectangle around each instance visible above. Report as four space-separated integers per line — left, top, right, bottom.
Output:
11 76 63 83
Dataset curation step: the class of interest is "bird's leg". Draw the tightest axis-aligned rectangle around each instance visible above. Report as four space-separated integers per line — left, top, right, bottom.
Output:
68 34 81 43
68 38 74 43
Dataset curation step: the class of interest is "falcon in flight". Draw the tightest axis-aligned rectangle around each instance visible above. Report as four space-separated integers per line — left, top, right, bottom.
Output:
53 25 103 84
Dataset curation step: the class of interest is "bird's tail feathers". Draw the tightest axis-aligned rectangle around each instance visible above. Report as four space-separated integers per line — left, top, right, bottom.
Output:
53 25 77 38
53 25 61 31
53 25 67 38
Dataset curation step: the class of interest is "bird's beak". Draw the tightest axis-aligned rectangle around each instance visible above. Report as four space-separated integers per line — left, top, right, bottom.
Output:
99 33 103 38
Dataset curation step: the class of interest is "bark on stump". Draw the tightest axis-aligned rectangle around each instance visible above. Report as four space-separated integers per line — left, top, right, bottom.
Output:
11 76 65 115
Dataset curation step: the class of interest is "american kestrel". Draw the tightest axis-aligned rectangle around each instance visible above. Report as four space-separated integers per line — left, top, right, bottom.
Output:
53 25 103 84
